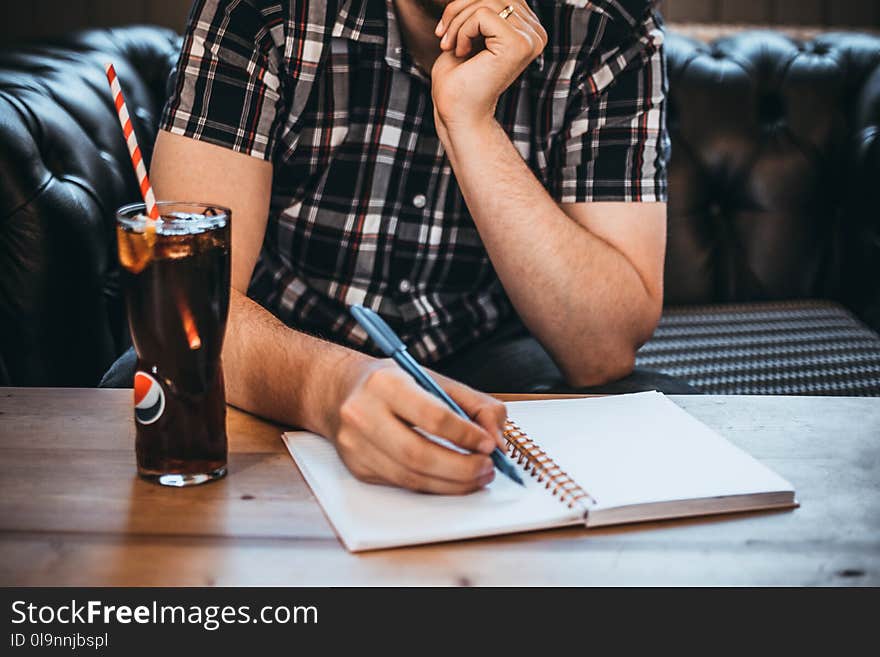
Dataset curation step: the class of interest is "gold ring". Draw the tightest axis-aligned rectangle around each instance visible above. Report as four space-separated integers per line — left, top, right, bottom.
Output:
498 5 514 20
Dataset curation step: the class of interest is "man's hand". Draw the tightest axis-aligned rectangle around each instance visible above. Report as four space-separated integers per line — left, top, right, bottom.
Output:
331 359 508 494
431 0 547 132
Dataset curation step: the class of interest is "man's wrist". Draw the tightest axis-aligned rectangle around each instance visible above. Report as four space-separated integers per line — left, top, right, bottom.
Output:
437 114 500 159
305 345 374 439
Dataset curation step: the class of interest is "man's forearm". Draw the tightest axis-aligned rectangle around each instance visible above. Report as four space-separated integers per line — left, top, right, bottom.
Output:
440 118 660 385
222 290 371 435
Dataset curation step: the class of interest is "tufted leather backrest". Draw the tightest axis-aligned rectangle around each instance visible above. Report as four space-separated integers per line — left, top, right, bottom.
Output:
0 27 180 386
664 31 880 324
1 26 879 386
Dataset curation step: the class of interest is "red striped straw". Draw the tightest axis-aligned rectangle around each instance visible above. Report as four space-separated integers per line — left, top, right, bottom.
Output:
105 63 160 221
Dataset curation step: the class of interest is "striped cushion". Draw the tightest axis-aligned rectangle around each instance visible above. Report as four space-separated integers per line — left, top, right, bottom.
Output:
636 300 880 396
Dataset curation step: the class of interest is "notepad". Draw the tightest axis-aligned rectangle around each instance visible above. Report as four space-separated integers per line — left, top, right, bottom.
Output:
282 391 797 552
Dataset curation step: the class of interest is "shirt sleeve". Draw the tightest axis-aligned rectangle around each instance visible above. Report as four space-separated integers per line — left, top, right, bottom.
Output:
549 6 669 204
159 0 287 161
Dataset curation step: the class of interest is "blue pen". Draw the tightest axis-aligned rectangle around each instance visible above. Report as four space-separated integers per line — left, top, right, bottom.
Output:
350 305 524 487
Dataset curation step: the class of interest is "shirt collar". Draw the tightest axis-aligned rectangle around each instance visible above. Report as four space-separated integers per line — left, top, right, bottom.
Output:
334 0 422 76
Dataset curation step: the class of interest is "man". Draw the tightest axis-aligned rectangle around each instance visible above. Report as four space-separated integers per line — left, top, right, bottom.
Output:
117 0 679 493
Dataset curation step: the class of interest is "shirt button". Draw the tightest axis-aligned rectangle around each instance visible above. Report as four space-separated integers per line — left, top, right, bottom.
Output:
398 279 412 294
412 194 427 209
649 29 664 47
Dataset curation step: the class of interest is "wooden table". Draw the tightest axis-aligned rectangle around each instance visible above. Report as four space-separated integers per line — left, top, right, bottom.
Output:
1 388 878 586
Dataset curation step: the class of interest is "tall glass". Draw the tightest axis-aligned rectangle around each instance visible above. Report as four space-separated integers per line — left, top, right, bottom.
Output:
116 202 231 486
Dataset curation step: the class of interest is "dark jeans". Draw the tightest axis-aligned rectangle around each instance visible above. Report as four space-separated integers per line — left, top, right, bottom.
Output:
101 321 698 395
434 320 698 395
99 346 137 388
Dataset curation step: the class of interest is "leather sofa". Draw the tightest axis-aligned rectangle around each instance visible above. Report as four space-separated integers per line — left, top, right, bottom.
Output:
1 25 879 395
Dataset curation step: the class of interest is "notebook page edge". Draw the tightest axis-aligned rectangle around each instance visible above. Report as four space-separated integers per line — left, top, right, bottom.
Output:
281 431 582 552
586 493 799 528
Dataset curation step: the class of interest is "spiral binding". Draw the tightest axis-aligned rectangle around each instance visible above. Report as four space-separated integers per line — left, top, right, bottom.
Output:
502 420 595 519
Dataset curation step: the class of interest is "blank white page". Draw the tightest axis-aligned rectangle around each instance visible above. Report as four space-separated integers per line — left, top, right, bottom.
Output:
282 433 580 552
508 392 795 511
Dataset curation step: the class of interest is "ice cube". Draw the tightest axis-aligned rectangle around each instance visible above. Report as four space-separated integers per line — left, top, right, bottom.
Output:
117 224 156 273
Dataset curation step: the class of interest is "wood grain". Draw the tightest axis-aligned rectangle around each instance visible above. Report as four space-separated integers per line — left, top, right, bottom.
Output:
1 388 878 585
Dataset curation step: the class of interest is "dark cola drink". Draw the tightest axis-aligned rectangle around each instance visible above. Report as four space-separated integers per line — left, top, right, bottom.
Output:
117 202 230 486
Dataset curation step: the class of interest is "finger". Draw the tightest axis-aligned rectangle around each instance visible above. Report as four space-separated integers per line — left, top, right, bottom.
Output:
431 371 508 450
448 0 538 34
366 368 496 452
493 2 545 55
338 377 495 484
366 410 495 484
436 0 479 36
360 441 495 494
389 381 497 454
441 2 484 53
339 431 489 493
442 1 506 54
510 2 543 36
454 6 519 58
508 10 546 56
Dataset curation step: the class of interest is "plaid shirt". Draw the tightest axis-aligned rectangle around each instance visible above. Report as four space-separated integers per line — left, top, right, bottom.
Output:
161 0 668 363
